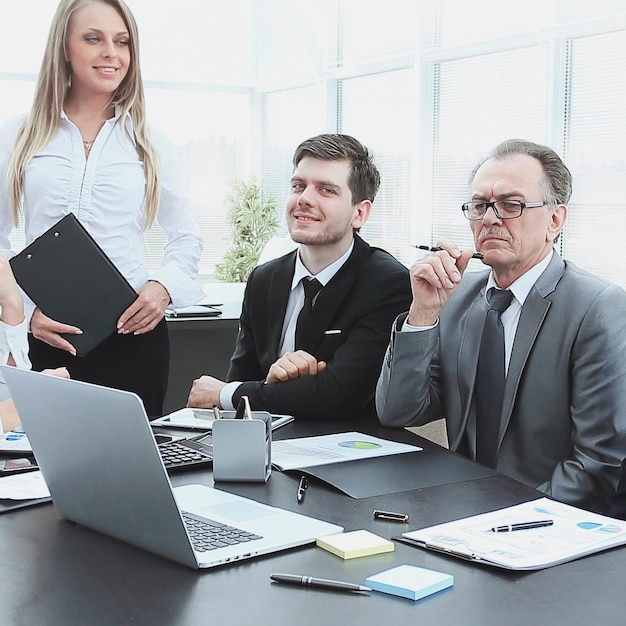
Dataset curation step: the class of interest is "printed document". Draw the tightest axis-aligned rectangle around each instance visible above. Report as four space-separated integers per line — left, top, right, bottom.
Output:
271 431 421 471
0 471 50 500
401 497 626 570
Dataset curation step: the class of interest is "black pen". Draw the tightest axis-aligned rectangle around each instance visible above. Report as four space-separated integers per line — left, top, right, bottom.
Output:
489 520 554 533
416 245 484 260
297 475 308 504
270 574 371 593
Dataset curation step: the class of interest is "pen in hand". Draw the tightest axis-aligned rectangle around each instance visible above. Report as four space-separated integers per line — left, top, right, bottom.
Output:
297 475 308 504
416 245 484 260
489 520 554 533
270 573 371 593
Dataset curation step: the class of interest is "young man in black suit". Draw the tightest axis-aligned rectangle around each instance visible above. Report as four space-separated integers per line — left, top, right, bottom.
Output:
187 134 411 422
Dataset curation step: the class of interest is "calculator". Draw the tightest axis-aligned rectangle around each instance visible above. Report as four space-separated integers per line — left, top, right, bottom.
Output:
158 436 213 471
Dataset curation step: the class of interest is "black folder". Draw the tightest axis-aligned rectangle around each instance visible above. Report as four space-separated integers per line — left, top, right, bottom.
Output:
292 449 497 499
10 214 137 357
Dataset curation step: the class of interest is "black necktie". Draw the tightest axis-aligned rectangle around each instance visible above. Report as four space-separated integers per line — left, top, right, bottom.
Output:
295 277 322 350
475 288 514 468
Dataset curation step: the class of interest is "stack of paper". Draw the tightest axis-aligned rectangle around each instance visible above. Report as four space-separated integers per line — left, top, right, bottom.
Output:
316 530 394 559
366 564 453 601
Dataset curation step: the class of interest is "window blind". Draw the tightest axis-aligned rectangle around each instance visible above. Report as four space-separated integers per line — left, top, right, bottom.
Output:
562 28 626 287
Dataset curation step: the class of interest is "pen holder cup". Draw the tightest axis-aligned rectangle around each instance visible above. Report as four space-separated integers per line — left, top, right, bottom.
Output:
212 412 272 482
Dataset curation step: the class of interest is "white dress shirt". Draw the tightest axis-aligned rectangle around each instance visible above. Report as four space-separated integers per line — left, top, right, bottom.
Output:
0 109 204 315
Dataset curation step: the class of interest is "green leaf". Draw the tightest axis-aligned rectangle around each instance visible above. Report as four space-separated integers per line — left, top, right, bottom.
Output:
216 177 279 282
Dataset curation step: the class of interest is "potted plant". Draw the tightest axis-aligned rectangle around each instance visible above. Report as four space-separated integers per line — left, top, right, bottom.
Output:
214 177 280 283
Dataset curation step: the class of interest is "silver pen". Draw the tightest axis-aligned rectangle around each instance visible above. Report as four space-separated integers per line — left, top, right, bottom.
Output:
270 573 371 593
489 520 554 533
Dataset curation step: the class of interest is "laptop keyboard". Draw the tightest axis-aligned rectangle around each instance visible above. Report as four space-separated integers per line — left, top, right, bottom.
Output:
158 440 213 471
182 511 263 552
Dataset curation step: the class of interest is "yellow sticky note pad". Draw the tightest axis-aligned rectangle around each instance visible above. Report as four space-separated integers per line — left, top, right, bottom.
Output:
316 530 394 559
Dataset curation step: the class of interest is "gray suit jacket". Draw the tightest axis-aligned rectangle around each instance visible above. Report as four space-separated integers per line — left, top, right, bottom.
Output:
376 253 626 511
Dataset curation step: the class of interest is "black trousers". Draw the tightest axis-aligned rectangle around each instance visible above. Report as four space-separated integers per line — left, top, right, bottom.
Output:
28 318 170 418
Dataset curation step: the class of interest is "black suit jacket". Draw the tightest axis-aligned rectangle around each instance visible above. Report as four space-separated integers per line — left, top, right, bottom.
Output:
227 235 411 421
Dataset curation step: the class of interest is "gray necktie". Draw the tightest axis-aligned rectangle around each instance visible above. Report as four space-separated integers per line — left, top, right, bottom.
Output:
475 288 514 468
295 277 322 350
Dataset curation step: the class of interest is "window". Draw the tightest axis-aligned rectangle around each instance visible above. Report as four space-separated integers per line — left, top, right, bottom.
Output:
256 0 423 265
423 0 626 286
144 87 251 274
341 69 418 260
427 44 550 254
258 85 328 227
563 28 626 286
2 0 626 291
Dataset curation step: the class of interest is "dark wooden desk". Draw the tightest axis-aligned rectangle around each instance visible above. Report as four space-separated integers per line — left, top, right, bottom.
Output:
164 302 241 413
2 421 626 625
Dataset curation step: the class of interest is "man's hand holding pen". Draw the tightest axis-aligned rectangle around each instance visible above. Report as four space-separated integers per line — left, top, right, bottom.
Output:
407 239 475 327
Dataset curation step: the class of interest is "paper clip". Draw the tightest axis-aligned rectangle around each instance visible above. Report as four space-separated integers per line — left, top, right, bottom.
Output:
373 509 409 523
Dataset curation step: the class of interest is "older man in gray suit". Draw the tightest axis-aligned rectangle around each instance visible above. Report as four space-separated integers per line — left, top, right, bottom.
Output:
376 139 626 512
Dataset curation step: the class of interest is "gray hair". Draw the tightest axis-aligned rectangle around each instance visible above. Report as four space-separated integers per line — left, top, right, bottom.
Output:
469 139 572 205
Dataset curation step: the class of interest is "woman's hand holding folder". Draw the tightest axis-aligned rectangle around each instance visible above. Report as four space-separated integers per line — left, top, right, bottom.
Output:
116 280 171 336
30 309 83 357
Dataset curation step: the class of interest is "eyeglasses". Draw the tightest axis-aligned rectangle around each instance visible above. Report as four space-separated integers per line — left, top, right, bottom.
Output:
461 200 548 221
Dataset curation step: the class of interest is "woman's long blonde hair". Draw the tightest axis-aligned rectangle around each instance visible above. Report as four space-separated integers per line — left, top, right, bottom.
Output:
6 0 161 227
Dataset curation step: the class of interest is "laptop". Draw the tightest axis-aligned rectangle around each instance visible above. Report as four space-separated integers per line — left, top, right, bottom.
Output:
2 367 342 569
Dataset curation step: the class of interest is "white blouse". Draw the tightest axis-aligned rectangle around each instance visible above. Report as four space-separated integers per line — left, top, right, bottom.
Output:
0 108 204 313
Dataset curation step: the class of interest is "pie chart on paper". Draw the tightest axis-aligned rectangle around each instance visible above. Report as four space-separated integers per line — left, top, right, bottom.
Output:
338 440 382 450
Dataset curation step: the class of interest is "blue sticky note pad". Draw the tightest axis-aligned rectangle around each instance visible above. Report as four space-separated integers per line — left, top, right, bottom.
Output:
365 564 453 601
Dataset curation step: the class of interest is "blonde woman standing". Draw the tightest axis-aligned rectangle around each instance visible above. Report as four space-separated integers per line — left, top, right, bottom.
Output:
0 0 203 417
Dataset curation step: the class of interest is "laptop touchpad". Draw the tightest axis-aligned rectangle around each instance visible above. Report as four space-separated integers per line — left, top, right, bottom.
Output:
202 501 279 522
